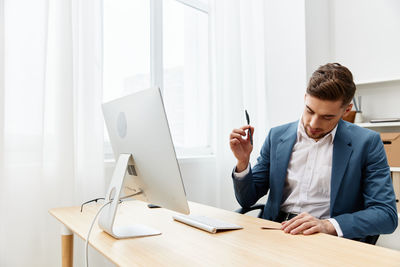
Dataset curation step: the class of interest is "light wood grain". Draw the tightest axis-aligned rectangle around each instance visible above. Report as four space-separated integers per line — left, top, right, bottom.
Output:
61 234 73 267
50 201 400 267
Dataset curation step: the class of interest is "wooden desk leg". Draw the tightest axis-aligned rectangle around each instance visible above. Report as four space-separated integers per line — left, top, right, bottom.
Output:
61 225 73 267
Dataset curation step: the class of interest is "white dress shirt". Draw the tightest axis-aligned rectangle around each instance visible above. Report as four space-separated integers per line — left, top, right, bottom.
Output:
234 120 343 236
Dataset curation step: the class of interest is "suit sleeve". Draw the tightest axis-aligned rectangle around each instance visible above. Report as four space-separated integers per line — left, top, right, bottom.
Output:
334 132 398 239
232 129 272 208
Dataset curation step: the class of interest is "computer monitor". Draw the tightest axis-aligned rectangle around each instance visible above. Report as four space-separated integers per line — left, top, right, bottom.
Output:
99 87 190 239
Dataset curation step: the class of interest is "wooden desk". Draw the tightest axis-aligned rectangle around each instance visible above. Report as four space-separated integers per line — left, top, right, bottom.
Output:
50 201 400 266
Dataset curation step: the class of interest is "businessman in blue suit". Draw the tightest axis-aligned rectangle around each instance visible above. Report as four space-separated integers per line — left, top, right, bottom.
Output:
230 63 398 243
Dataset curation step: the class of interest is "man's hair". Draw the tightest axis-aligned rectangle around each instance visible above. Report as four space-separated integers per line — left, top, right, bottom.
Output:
307 63 356 106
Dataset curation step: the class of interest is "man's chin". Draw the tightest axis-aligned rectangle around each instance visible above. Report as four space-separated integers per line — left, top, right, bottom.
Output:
306 130 326 140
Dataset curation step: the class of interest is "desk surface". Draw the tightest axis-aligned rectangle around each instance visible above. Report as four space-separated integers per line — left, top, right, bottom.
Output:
50 201 400 266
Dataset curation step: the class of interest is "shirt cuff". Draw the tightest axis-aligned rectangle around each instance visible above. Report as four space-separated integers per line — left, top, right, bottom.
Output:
328 218 343 237
233 164 250 179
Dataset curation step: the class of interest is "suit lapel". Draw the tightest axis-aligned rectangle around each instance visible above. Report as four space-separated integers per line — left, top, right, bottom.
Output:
275 122 298 202
330 120 353 212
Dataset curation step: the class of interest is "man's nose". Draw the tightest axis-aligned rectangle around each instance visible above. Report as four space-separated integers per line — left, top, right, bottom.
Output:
309 116 320 128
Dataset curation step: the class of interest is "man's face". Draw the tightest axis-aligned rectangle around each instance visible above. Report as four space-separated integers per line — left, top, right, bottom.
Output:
302 94 352 140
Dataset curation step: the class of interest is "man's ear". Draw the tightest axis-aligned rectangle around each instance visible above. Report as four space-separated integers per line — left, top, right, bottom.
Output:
343 103 353 115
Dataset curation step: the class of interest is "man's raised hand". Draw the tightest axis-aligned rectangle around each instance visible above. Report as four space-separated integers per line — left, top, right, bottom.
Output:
229 125 254 172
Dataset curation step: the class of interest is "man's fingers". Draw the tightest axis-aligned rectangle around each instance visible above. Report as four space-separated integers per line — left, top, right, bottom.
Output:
230 132 245 140
286 213 306 225
289 221 314 235
281 213 306 230
280 212 328 235
240 125 255 134
282 217 309 233
232 128 247 136
230 134 249 148
230 139 241 146
303 226 320 235
232 126 255 144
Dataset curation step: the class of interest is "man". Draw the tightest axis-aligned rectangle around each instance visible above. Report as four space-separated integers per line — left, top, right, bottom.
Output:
230 63 398 243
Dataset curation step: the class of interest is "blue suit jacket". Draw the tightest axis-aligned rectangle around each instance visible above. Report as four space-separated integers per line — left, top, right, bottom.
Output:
233 119 398 239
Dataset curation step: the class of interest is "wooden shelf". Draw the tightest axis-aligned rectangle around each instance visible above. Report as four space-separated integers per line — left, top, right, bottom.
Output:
355 77 400 86
356 122 400 128
390 167 400 172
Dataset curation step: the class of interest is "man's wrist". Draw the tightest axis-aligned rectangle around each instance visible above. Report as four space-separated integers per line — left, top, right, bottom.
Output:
236 161 249 173
322 219 337 236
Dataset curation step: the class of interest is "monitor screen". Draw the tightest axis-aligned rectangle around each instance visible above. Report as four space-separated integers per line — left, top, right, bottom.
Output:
102 87 190 215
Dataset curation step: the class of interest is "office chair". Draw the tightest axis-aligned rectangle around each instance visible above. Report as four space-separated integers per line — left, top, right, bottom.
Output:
235 204 265 218
355 235 379 245
376 214 400 250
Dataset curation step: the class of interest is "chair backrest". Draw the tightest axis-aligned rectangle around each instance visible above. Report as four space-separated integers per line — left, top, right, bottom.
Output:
376 214 400 250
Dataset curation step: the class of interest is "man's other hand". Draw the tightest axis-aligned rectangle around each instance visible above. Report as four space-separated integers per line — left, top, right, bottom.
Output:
280 212 337 236
230 125 254 172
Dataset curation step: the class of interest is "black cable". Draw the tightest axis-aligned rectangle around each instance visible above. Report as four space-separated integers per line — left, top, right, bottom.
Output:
80 198 105 212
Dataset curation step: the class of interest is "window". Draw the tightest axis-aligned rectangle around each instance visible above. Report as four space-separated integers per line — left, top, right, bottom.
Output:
162 0 210 155
103 0 211 159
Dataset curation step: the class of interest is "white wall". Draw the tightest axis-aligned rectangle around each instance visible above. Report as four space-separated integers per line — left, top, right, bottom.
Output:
330 0 400 83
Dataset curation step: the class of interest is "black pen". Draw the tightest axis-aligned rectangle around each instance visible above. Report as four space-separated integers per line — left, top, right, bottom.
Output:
245 110 253 145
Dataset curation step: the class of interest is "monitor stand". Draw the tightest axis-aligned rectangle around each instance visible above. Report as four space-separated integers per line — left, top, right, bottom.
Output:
98 153 161 239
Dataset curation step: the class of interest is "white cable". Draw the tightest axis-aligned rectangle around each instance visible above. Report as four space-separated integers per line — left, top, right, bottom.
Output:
85 201 111 267
83 191 141 266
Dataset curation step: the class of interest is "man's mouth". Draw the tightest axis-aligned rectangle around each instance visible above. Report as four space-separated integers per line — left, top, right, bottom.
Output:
308 127 322 135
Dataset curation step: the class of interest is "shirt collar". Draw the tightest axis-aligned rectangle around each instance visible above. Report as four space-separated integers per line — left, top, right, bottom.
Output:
297 117 338 144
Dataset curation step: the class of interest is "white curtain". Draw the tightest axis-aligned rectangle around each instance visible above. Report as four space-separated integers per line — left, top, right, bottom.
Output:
210 0 270 210
0 0 106 266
